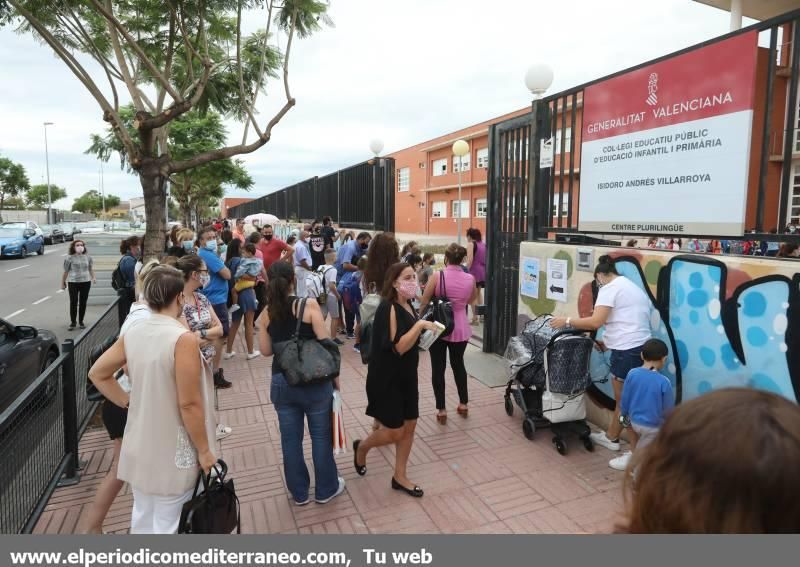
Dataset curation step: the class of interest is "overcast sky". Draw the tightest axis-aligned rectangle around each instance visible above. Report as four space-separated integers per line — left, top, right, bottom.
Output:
0 0 753 210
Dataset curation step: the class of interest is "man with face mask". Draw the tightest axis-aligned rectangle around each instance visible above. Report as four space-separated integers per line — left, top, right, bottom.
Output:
256 224 293 272
308 221 326 270
335 232 371 282
197 228 232 382
293 229 313 297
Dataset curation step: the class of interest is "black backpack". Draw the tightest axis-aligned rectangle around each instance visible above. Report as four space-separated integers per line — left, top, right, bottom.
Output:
111 258 127 291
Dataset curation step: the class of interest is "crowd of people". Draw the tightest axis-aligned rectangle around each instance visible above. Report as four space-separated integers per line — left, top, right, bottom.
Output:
627 234 800 258
80 216 800 534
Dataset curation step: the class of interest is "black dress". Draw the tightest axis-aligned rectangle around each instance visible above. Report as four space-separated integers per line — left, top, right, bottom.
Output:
365 299 419 429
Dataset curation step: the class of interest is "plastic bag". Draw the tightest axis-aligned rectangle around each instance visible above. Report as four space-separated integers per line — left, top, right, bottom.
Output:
332 390 347 454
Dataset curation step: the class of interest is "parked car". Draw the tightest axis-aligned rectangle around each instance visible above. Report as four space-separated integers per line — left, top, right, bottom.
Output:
60 222 80 241
1 221 43 238
0 318 59 416
0 227 45 258
39 224 65 245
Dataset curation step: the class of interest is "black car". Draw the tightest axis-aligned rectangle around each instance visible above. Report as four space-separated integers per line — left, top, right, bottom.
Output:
59 222 80 241
40 224 65 245
0 319 59 415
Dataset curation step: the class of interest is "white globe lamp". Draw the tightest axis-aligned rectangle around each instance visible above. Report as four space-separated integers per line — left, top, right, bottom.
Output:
369 138 384 157
452 139 469 157
525 64 554 99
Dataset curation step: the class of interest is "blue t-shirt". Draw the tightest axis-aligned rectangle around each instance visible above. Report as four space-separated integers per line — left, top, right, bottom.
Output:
198 247 229 305
620 367 675 428
119 254 137 287
335 240 363 279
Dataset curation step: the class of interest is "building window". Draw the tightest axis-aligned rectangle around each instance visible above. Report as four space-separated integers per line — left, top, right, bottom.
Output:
397 167 410 192
789 163 800 225
477 148 489 168
452 199 470 219
555 127 572 153
453 153 471 173
476 198 487 218
552 193 569 218
432 158 448 176
432 201 447 218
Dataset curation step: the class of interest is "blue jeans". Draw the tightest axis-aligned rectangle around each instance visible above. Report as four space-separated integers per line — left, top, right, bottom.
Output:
269 372 339 502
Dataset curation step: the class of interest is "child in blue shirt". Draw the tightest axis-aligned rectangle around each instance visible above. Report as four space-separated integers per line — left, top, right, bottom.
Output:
609 338 675 471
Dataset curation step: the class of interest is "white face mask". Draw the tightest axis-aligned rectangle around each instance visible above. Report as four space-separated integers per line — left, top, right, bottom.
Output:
74 246 85 254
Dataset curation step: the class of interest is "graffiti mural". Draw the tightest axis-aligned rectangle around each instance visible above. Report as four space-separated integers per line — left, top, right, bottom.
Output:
517 243 800 407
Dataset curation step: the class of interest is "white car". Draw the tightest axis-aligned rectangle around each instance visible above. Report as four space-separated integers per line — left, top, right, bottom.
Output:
78 221 109 234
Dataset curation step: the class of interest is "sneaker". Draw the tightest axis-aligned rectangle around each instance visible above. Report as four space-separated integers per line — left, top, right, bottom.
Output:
214 370 232 389
229 305 240 314
68 324 76 331
216 424 233 440
346 332 355 340
79 322 86 329
352 344 361 353
609 450 632 471
333 338 345 346
294 497 310 507
315 476 346 504
590 431 621 452
223 351 236 360
339 329 347 336
246 351 261 360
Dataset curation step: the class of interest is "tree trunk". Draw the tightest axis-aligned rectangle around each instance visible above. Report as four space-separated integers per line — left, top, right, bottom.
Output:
0 193 4 223
139 169 167 261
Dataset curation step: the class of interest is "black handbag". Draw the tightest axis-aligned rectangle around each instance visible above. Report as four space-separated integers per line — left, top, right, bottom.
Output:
427 271 455 337
86 335 118 402
178 459 240 534
273 298 341 387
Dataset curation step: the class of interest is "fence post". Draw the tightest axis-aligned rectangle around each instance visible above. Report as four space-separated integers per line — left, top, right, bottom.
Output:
58 339 81 487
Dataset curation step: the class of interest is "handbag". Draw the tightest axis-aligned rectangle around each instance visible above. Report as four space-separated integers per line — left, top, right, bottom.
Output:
273 298 341 387
178 459 240 534
426 271 455 337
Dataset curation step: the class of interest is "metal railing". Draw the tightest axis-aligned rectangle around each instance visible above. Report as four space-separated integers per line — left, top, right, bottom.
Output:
0 298 120 534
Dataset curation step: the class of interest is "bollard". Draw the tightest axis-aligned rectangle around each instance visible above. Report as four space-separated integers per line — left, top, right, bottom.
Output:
58 339 81 487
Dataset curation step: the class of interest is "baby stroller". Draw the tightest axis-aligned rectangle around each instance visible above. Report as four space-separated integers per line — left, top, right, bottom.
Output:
503 315 595 455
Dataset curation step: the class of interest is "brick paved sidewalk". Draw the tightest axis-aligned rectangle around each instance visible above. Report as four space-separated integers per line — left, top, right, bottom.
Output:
34 333 624 534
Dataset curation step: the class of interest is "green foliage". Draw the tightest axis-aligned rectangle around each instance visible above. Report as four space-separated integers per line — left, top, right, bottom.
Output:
26 183 68 208
1 196 26 210
72 189 120 214
0 154 31 219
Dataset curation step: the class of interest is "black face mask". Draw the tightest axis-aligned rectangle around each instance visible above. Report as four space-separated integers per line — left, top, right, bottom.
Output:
264 234 273 241
361 242 369 251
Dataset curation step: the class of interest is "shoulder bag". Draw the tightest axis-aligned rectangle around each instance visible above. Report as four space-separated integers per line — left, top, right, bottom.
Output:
273 298 341 387
426 270 455 337
178 459 240 534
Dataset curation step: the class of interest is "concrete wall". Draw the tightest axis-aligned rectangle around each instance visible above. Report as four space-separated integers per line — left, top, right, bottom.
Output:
517 241 799 412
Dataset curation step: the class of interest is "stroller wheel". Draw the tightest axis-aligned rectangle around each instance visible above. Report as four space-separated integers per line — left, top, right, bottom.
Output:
522 418 536 440
583 438 594 452
553 437 567 455
504 396 514 417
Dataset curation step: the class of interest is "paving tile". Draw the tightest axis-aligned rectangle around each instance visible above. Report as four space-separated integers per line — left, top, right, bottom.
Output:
504 507 584 534
298 514 369 534
555 492 620 533
471 478 550 520
360 501 439 534
445 451 515 486
519 466 596 505
420 489 498 533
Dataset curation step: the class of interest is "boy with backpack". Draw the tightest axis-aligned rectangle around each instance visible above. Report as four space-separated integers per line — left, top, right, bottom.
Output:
337 256 367 350
306 249 344 345
609 338 675 471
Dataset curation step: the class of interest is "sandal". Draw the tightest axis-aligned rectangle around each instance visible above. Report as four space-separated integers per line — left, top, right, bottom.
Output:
392 477 424 497
436 411 447 425
353 439 367 476
457 406 469 418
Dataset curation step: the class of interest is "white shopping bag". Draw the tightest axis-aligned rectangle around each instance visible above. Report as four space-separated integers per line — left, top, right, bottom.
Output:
332 390 347 454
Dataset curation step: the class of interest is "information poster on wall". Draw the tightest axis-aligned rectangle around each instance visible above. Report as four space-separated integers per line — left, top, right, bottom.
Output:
520 257 541 298
546 258 568 303
578 32 758 236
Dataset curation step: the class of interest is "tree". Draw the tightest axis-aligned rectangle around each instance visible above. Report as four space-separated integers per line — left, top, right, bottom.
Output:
89 107 253 227
26 183 68 209
72 190 120 214
2 0 331 257
0 155 31 221
1 196 26 210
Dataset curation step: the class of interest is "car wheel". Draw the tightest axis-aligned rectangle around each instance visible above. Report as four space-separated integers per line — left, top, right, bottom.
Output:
40 350 60 403
20 246 27 258
36 244 44 255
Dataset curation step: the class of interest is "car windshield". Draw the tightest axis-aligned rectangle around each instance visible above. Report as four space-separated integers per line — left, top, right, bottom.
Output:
41 225 53 230
0 228 25 238
2 222 25 227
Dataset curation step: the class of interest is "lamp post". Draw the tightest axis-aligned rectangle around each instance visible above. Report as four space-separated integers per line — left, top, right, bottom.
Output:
43 122 54 224
369 139 384 230
524 64 554 239
452 139 469 244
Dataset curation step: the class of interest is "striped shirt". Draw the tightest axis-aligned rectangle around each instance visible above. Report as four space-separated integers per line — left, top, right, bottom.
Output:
63 254 93 283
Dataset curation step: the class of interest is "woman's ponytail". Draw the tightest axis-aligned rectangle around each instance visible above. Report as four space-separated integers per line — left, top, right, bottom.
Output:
266 261 296 322
595 254 618 276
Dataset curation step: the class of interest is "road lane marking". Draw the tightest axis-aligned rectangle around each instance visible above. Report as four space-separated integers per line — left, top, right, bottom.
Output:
5 264 30 272
56 289 64 294
5 309 25 319
61 253 68 257
32 296 51 305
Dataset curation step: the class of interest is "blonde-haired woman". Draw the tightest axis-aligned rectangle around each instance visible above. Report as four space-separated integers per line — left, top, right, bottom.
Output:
176 228 196 255
89 265 216 533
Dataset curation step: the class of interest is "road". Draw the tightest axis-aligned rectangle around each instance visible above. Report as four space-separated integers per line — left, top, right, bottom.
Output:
0 240 112 345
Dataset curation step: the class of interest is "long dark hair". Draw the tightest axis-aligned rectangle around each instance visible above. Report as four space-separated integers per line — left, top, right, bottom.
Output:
365 232 400 291
267 260 295 323
120 235 140 255
226 238 242 263
381 262 412 303
594 254 619 277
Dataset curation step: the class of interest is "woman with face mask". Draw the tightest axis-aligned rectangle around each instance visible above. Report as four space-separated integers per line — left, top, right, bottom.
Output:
62 239 96 330
352 262 439 498
117 236 142 329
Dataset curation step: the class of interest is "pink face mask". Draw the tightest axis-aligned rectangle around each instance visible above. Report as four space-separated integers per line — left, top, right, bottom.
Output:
396 279 418 300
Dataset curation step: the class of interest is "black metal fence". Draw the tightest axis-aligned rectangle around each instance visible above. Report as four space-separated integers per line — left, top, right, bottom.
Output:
228 159 395 231
0 299 119 534
484 11 800 355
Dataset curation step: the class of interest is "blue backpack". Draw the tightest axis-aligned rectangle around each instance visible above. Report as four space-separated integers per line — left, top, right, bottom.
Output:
337 271 363 312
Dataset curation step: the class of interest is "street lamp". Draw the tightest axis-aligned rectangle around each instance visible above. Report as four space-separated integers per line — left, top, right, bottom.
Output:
369 139 384 231
452 139 469 245
524 64 554 239
43 122 54 224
